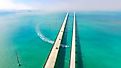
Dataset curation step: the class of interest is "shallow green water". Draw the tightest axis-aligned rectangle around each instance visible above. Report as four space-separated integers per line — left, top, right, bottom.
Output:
0 11 121 68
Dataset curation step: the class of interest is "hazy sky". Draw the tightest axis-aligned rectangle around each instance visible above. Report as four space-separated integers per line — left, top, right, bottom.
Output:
0 0 121 11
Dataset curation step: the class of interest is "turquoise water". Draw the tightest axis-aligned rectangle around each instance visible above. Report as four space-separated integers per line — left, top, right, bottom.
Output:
0 11 121 68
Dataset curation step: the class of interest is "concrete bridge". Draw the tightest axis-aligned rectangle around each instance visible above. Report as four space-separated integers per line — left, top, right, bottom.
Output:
44 13 76 68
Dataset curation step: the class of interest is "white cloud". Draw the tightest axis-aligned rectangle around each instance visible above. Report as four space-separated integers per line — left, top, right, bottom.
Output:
0 0 121 11
0 0 32 10
26 0 121 11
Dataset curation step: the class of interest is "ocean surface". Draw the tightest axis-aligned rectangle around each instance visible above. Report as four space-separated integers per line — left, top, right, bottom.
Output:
0 11 121 68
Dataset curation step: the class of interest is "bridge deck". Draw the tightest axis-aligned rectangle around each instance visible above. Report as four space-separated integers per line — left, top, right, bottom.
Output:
70 13 76 68
44 13 69 68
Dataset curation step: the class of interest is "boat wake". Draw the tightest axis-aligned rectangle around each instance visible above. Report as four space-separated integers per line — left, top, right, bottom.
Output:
35 25 69 48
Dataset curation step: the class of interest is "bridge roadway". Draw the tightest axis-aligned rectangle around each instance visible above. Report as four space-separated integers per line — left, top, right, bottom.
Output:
70 13 76 68
44 13 69 68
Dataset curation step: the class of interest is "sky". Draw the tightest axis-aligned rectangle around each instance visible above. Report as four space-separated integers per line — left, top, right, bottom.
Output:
0 0 121 11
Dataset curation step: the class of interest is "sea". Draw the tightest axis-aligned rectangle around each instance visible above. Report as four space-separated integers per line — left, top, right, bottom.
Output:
0 11 121 68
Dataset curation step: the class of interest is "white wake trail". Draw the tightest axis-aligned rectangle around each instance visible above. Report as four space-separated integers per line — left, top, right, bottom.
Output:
35 25 54 44
35 24 69 48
